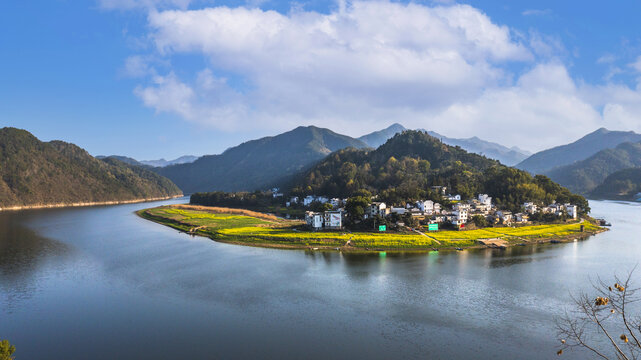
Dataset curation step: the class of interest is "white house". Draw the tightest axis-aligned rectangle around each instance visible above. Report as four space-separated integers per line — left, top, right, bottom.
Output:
447 194 461 201
478 194 492 206
305 211 324 230
415 200 434 213
433 203 442 214
453 203 471 211
330 198 341 208
368 202 388 217
565 204 578 219
303 195 315 206
524 202 537 214
496 210 513 223
515 213 529 223
323 211 343 229
452 209 468 225
390 207 407 215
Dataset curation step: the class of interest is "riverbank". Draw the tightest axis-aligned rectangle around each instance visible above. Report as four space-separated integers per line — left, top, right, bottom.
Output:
138 204 608 252
0 195 184 212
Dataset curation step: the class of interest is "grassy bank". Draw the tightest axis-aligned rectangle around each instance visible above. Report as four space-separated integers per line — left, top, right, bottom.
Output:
138 205 606 252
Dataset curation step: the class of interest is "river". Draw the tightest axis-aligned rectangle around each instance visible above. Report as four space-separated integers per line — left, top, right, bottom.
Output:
0 199 639 359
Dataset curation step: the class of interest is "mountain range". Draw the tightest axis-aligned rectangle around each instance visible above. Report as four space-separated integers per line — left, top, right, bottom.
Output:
356 123 531 166
590 167 641 201
516 128 641 174
545 141 641 194
0 127 182 209
156 126 369 194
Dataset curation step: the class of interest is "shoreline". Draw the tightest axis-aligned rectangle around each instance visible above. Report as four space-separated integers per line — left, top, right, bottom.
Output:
0 194 184 212
138 205 609 253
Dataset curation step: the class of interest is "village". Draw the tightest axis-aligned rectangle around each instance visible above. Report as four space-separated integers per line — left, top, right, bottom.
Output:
275 186 580 232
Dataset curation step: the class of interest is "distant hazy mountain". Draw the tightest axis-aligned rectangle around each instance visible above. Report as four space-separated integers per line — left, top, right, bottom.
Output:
358 123 406 148
422 130 531 166
156 126 369 193
590 167 641 201
140 155 198 167
516 128 641 174
0 127 182 208
546 141 641 194
96 155 144 166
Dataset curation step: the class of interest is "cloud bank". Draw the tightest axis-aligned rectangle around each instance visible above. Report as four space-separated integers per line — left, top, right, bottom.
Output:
119 0 641 151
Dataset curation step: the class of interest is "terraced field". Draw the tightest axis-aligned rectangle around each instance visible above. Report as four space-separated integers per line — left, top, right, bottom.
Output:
138 205 604 251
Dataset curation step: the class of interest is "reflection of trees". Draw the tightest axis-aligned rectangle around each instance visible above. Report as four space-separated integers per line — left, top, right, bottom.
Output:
0 213 70 309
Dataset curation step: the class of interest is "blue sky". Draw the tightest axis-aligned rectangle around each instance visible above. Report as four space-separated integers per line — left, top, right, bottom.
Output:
2 0 641 159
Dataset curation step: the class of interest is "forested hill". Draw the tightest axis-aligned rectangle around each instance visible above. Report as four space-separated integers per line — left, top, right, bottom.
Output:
289 130 589 213
0 127 182 208
516 128 641 174
546 141 641 194
156 125 369 194
590 167 641 201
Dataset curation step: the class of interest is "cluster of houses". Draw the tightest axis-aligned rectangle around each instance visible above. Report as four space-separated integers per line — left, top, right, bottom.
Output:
301 189 579 231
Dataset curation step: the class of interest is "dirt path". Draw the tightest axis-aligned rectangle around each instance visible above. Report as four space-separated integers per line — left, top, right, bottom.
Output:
410 227 441 245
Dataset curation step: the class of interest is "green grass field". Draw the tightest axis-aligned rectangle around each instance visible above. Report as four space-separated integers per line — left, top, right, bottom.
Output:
139 206 602 250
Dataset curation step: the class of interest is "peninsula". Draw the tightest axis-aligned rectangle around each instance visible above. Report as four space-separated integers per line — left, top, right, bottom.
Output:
138 204 606 252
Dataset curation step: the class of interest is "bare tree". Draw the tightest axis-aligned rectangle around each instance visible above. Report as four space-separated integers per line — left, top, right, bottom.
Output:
556 268 641 359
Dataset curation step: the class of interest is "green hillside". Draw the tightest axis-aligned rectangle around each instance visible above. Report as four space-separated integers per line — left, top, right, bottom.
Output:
289 130 589 213
156 125 369 194
517 128 641 174
545 141 641 194
589 167 641 200
0 127 182 208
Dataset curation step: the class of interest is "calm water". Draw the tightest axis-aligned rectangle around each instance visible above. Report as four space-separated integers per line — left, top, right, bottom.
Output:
0 198 639 359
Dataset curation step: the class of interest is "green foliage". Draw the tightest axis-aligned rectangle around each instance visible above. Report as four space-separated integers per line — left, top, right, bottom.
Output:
0 339 15 360
0 127 182 208
157 126 369 193
546 141 641 194
472 215 488 228
289 130 589 214
590 167 641 200
345 195 370 222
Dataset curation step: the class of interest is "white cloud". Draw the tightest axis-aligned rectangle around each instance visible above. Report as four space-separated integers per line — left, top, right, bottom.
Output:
430 64 602 150
125 1 641 151
630 56 641 73
135 2 532 132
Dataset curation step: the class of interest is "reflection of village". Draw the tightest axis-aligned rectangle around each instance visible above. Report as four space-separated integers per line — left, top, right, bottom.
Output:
279 186 578 231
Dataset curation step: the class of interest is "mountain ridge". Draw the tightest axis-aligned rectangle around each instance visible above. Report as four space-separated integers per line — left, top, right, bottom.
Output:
155 125 369 193
0 127 182 208
517 128 641 174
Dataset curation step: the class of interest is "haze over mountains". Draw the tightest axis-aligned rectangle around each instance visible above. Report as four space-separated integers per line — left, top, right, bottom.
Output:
545 141 641 194
156 126 369 194
0 128 182 208
357 123 531 166
516 128 641 174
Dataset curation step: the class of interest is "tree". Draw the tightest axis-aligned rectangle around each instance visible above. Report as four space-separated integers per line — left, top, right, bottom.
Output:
471 215 488 228
0 339 15 360
345 196 370 222
556 269 641 359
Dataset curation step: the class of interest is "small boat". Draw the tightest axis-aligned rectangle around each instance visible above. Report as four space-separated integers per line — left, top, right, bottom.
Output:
455 247 464 251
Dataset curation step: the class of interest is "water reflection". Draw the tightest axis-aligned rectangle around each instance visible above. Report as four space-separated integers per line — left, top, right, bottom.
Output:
0 213 71 310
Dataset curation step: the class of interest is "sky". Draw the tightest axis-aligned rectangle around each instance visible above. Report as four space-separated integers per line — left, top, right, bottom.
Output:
2 0 641 159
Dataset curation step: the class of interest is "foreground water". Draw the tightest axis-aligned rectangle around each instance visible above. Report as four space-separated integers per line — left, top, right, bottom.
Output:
0 199 639 359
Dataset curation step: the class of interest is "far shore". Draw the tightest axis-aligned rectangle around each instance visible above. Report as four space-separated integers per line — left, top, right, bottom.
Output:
138 204 609 253
0 194 184 212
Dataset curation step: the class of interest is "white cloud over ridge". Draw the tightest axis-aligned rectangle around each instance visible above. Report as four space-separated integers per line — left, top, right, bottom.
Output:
127 0 641 151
